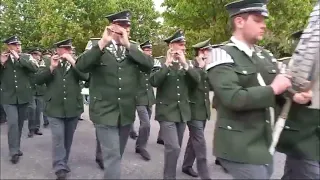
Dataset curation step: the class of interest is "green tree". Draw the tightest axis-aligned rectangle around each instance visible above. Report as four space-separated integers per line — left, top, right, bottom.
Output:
161 0 314 58
0 0 160 52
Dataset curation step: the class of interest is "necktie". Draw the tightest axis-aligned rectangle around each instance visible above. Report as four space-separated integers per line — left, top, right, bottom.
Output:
116 45 122 57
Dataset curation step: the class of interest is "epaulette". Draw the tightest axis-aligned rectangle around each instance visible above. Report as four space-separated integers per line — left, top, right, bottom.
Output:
205 47 234 71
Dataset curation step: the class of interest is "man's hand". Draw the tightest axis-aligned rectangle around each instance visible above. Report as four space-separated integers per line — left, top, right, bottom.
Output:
196 54 206 68
0 52 9 65
164 48 173 67
9 50 19 60
98 25 115 50
177 50 189 70
270 74 292 95
293 90 313 104
116 25 130 49
61 53 76 66
49 55 60 72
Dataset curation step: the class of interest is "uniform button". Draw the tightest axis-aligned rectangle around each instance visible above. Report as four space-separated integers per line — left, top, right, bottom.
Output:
14 70 16 72
177 79 179 81
146 88 149 90
63 79 65 81
119 78 122 80
119 67 121 70
178 101 180 103
145 84 148 86
15 81 17 83
145 74 147 76
15 86 18 88
64 97 66 100
266 120 270 123
177 86 180 88
118 98 121 100
14 75 17 77
119 88 121 90
284 126 290 129
145 79 148 81
64 91 66 94
177 93 180 96
227 126 232 130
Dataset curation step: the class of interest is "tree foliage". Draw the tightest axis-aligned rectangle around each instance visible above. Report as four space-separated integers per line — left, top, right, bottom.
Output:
0 0 160 53
162 0 314 58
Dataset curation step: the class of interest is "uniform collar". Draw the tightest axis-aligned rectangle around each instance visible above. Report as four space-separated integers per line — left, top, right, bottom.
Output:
230 36 254 57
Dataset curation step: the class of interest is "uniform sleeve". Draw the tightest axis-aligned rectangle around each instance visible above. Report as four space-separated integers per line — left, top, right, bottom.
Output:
149 58 170 87
16 54 38 73
34 59 53 85
185 67 201 84
126 43 153 73
75 45 104 73
206 48 276 111
72 67 89 81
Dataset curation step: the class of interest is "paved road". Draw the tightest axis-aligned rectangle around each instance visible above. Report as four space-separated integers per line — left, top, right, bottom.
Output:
0 102 286 179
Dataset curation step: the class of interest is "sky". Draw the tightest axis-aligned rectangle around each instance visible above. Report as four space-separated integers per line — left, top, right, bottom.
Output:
153 0 165 13
153 0 165 23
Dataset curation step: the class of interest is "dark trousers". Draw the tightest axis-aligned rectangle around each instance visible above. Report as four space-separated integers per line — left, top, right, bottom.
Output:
183 120 210 179
95 124 131 179
3 104 28 156
282 155 320 179
217 158 273 179
95 128 102 161
48 116 78 173
160 121 186 179
135 105 152 150
28 96 48 130
0 104 7 123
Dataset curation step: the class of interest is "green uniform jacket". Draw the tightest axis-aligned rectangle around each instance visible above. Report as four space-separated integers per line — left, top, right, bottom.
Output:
0 54 38 104
207 42 285 165
150 59 201 122
277 104 320 161
34 58 88 118
75 43 153 126
30 58 50 96
189 67 210 121
136 56 155 106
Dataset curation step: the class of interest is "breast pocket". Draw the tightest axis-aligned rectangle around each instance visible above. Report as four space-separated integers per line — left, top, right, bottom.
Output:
265 66 278 84
234 66 257 86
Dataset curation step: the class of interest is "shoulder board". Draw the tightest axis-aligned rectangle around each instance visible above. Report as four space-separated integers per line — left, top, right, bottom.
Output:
205 47 234 71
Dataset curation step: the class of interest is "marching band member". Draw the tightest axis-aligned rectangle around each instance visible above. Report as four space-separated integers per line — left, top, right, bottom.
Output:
206 0 290 178
27 47 46 137
0 35 38 164
76 10 153 179
34 39 88 179
149 29 201 179
133 40 156 161
181 39 212 179
206 0 313 178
